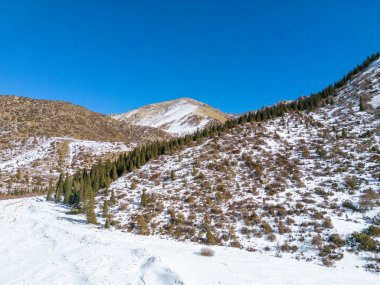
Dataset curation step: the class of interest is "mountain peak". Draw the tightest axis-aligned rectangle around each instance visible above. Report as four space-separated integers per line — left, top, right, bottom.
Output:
112 97 230 135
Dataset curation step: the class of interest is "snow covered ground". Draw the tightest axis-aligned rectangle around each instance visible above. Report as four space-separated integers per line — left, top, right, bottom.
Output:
0 197 379 285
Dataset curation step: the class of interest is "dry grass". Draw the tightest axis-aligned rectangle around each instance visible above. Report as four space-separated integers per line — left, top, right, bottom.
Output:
200 247 215 257
0 95 170 143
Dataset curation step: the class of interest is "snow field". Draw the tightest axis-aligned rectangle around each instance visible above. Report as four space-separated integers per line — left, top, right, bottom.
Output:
0 197 379 285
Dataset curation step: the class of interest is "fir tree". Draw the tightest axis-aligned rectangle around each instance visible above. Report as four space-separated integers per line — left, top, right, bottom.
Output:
86 190 97 224
55 173 64 203
105 217 110 229
63 175 72 204
111 164 118 180
46 177 54 201
110 189 116 206
102 199 109 217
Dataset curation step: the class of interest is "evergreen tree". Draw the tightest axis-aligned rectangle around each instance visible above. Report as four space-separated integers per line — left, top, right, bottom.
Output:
86 190 97 225
105 217 110 229
102 199 109 217
55 173 64 203
46 177 54 201
63 175 72 204
111 164 118 180
110 189 116 206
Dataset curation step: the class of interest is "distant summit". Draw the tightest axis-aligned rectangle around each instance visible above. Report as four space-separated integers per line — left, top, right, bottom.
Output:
111 97 231 135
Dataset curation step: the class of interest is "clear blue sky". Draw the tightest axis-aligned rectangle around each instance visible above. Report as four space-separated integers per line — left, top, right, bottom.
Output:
0 0 379 114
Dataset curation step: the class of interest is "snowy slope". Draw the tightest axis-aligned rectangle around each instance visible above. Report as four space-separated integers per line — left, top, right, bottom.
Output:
0 197 378 285
100 56 380 273
112 98 230 135
335 57 380 110
0 137 131 193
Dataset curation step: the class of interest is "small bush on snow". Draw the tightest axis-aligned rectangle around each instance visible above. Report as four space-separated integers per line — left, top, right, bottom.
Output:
200 248 214 257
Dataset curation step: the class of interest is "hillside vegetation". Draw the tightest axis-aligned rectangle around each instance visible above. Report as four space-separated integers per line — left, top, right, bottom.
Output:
0 95 169 142
49 53 380 271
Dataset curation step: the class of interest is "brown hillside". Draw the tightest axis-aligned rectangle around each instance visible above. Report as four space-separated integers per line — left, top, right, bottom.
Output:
0 95 171 143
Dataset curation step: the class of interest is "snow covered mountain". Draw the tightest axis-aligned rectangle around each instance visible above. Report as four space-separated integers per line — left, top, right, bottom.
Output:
111 98 231 135
2 55 380 283
93 55 380 272
0 96 170 194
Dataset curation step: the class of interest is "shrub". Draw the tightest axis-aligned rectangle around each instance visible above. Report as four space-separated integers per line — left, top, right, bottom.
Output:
347 232 378 252
278 221 291 234
261 221 273 234
136 215 150 235
267 234 276 242
366 225 380 237
66 208 80 215
312 234 323 249
206 226 217 245
323 218 334 229
319 245 335 257
342 200 359 212
322 257 334 267
328 234 345 247
360 189 379 210
345 176 356 191
200 248 215 257
280 243 298 253
130 181 137 190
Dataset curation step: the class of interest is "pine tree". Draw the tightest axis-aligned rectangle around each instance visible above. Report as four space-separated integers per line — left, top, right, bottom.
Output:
63 175 72 204
105 217 110 229
46 177 54 201
110 189 116 206
86 190 97 225
55 173 64 203
102 199 109 217
111 164 118 180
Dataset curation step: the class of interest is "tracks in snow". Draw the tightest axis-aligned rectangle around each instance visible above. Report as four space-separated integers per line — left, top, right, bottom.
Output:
0 197 184 285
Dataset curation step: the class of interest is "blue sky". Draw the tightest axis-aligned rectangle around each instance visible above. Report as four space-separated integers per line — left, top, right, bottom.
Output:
0 0 379 114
